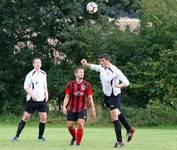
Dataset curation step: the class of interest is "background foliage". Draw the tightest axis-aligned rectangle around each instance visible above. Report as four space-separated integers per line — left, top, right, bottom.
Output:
0 0 177 125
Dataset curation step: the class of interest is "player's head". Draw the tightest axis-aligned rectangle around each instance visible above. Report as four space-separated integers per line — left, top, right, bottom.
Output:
99 53 111 68
33 58 41 70
74 66 84 80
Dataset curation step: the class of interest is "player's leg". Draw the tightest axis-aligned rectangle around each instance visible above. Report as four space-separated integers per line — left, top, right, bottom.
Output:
104 95 123 148
38 112 47 141
76 119 85 145
115 94 136 142
75 109 87 145
67 121 76 145
67 110 77 145
38 101 48 141
12 111 32 141
12 99 34 142
118 111 135 142
111 108 124 148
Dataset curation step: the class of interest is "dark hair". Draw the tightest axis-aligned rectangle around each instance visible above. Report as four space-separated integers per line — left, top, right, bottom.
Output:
99 53 111 61
74 66 84 73
32 58 41 64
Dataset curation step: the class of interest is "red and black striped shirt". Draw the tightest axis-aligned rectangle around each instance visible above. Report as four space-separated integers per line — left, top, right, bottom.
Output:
65 80 93 112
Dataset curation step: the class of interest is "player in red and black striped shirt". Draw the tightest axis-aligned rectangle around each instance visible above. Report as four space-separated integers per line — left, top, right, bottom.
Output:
63 66 96 146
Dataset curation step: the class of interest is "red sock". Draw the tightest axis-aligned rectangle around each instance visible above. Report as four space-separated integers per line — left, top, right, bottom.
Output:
68 127 76 139
76 128 83 145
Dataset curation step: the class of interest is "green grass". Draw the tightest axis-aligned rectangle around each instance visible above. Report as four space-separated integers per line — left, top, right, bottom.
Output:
0 124 177 150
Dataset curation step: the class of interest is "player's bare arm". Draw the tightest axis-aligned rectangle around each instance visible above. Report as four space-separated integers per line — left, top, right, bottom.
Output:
88 95 96 119
115 83 128 89
44 76 49 102
63 94 70 116
44 86 49 102
24 86 37 101
44 91 49 102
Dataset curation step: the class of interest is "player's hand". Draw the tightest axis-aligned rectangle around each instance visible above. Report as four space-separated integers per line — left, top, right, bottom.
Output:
81 59 87 66
45 94 49 102
115 84 120 88
63 107 67 116
32 95 37 101
115 83 123 89
115 83 127 89
91 110 96 119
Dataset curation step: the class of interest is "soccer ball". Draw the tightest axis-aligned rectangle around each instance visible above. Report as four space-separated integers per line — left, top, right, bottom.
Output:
86 2 98 14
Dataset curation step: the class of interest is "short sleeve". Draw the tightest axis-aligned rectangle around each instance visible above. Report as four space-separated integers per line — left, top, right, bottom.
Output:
86 82 93 96
44 74 47 89
24 73 32 89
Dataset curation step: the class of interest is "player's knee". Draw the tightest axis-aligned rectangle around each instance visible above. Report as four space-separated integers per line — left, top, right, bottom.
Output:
77 123 83 129
68 124 74 129
40 118 47 123
77 121 84 128
22 113 31 122
117 109 121 116
67 121 74 129
111 111 118 121
111 115 118 121
22 117 29 122
40 114 47 123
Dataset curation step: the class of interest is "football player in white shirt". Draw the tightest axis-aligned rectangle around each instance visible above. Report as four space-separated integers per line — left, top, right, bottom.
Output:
12 58 48 142
81 54 135 148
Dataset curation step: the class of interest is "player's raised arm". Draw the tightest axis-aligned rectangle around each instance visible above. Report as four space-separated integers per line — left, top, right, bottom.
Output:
63 94 70 116
81 59 101 72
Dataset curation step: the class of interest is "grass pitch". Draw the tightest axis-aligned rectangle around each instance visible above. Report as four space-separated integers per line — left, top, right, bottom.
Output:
0 124 177 150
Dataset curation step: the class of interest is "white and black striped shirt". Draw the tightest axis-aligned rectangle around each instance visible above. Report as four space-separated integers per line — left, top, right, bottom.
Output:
90 64 129 96
24 69 47 101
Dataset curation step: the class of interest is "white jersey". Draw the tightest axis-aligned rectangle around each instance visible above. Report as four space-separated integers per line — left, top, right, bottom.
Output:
24 69 47 101
90 64 129 96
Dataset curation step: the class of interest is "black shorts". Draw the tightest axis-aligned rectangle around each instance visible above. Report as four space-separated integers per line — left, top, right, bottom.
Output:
104 93 121 110
25 98 47 114
67 109 87 121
